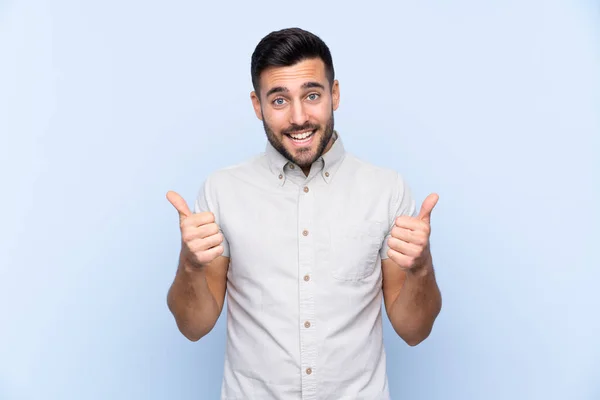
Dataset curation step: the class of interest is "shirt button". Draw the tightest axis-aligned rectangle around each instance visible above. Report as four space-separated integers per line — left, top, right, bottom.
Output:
325 172 330 177
303 186 309 193
303 274 310 281
302 229 309 236
278 174 283 179
289 164 295 169
304 321 311 328
306 368 312 375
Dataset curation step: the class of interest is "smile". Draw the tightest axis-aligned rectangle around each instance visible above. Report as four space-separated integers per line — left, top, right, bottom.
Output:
286 129 316 145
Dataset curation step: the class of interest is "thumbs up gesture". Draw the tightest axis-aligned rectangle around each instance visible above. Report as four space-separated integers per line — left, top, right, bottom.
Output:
166 191 225 268
387 193 439 272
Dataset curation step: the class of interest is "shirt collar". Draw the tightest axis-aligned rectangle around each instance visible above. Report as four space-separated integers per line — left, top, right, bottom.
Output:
266 130 346 185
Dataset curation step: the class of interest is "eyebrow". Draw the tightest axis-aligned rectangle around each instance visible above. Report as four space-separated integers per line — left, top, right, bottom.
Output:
265 81 325 98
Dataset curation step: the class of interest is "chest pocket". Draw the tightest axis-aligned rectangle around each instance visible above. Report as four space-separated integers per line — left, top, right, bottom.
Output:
330 220 385 281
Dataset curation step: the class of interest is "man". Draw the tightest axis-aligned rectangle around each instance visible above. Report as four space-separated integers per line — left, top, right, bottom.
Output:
166 27 442 399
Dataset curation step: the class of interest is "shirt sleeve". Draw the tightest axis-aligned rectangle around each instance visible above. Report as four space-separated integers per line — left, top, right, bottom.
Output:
193 175 231 258
380 172 417 260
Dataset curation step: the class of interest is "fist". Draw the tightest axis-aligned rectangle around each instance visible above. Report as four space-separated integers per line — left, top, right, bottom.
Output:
387 193 438 271
166 190 224 268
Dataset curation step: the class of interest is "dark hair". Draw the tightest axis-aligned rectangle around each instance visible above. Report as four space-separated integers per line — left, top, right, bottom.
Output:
250 27 335 96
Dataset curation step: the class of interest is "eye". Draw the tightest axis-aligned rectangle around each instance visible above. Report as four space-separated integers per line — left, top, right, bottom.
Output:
272 98 286 106
307 93 320 101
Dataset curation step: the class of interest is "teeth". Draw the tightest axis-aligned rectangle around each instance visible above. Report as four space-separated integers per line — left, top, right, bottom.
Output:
290 130 313 140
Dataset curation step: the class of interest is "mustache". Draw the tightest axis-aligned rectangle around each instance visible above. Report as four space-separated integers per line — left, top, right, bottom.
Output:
282 123 320 135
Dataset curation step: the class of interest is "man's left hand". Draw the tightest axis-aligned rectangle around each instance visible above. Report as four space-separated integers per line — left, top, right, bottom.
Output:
387 193 439 273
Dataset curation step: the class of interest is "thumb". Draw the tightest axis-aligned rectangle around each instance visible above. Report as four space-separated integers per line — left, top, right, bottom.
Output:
166 191 192 222
417 193 439 223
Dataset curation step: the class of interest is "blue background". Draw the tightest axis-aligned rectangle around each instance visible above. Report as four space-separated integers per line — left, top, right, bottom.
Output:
1 1 599 399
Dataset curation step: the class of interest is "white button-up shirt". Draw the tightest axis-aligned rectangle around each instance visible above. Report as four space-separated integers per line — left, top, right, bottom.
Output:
194 132 416 400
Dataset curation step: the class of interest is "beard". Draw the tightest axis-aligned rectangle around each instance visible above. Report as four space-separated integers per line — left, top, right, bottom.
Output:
262 111 335 169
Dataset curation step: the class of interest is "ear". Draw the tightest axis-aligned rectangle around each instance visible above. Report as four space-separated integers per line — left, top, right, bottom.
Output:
250 91 263 121
331 80 340 111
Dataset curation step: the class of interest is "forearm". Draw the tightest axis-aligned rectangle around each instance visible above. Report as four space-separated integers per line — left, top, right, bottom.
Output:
388 256 442 346
167 256 220 341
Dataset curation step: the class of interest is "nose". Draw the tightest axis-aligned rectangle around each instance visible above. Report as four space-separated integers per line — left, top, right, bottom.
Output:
289 101 309 126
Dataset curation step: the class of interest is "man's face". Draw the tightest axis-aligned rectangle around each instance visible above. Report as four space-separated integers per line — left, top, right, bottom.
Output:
251 58 340 170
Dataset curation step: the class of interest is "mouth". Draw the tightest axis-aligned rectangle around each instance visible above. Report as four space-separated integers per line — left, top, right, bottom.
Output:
285 129 317 147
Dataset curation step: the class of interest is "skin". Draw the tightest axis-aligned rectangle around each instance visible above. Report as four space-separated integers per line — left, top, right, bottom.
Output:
382 193 442 345
250 58 340 176
165 191 229 341
166 57 442 346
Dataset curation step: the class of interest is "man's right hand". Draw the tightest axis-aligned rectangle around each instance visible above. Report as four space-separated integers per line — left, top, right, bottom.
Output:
166 190 224 269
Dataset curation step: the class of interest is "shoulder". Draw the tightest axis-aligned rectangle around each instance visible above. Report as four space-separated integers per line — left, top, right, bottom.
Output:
192 151 267 212
200 152 268 189
342 151 416 215
342 151 410 189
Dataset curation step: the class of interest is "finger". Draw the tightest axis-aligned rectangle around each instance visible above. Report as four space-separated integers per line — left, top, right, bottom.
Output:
190 244 225 266
181 223 220 243
391 226 427 246
386 248 413 269
181 213 216 230
201 245 224 262
387 237 421 258
395 216 429 233
417 193 439 222
188 232 224 253
166 191 192 221
197 222 220 238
